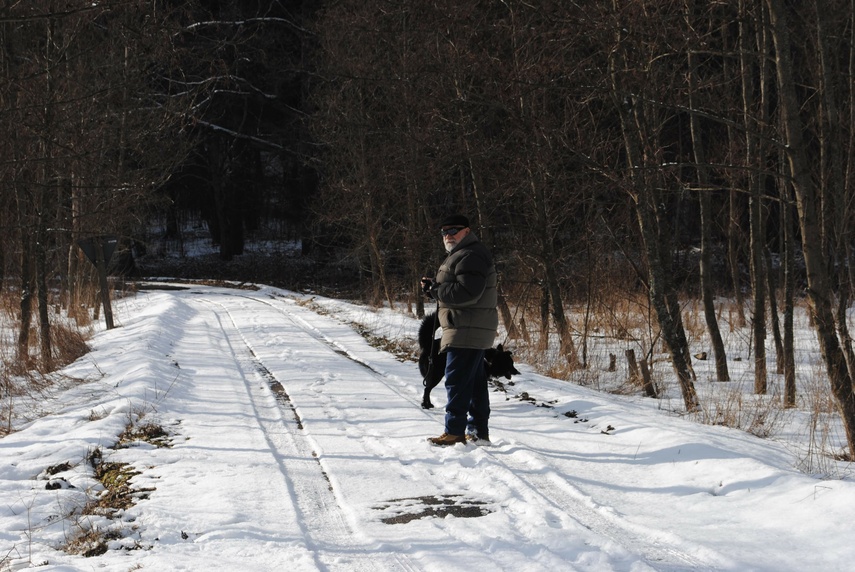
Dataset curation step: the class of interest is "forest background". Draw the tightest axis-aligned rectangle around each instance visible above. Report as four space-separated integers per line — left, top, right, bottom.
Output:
3 1 855 458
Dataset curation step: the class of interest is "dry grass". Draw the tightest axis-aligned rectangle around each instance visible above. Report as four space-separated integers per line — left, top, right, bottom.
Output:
1 295 91 373
116 421 173 449
587 290 651 343
492 285 850 473
49 321 91 372
62 455 141 557
89 277 849 475
792 360 847 477
694 379 790 438
0 287 94 436
62 416 168 557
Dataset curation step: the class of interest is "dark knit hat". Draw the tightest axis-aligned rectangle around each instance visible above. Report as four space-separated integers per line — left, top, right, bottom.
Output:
440 214 470 228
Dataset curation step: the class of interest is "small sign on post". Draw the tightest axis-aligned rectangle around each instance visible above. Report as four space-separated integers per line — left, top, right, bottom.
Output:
77 236 117 330
77 236 118 268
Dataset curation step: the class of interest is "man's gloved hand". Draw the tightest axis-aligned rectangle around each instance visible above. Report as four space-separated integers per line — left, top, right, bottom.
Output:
420 277 435 298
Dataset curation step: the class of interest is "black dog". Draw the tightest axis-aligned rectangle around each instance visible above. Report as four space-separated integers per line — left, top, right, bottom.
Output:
418 313 520 409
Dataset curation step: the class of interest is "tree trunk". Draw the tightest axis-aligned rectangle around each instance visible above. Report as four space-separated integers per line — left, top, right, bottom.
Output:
67 177 82 321
35 13 54 368
365 213 394 310
35 195 52 368
782 184 797 407
496 286 518 340
532 174 577 366
403 172 425 316
17 228 34 366
96 238 115 330
727 190 747 328
765 249 785 375
766 0 855 457
720 20 748 329
538 281 549 352
635 190 699 410
581 237 595 369
740 0 767 394
687 38 729 382
699 185 730 381
608 16 698 410
815 0 855 381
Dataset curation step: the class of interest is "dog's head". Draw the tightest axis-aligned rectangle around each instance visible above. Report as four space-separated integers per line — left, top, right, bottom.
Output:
485 344 520 379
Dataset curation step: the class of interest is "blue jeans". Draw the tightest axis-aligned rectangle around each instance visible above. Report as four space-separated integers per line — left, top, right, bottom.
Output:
444 348 490 436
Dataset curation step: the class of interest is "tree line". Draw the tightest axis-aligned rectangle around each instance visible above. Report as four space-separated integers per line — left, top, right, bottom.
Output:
2 1 855 457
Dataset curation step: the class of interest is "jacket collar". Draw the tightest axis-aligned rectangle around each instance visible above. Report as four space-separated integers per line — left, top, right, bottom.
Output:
448 231 478 254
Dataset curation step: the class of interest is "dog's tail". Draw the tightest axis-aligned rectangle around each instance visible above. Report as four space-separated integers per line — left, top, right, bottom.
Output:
418 312 440 351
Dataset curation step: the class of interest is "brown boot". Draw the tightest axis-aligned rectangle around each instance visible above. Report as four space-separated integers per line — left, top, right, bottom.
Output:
427 433 466 446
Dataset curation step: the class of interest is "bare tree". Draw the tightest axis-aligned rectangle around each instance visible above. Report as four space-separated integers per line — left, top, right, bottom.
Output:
814 1 855 382
1 1 197 365
685 1 729 382
607 1 699 411
765 0 855 456
782 183 797 407
738 0 768 394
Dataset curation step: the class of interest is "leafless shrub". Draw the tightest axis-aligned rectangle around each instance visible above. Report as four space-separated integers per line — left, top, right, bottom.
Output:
591 290 650 343
793 361 848 478
47 321 90 373
0 289 92 435
681 299 707 347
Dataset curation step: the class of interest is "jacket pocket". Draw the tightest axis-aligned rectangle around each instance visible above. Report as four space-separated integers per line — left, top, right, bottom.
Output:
446 311 456 328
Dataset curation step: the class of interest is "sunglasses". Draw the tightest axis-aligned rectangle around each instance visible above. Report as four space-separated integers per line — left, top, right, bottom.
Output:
440 227 466 236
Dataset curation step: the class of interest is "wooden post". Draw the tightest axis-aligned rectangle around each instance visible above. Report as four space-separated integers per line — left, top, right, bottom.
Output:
95 239 114 330
625 349 640 383
638 358 657 397
626 348 657 398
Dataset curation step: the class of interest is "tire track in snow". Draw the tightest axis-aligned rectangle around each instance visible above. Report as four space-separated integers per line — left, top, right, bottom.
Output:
210 291 425 409
241 292 727 571
198 296 422 572
200 293 576 567
486 446 722 571
207 294 591 568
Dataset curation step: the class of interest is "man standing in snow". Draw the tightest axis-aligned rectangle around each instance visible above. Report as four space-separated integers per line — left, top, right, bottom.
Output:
421 214 498 446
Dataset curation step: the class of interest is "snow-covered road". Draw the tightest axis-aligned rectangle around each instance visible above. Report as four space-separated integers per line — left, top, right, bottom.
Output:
4 284 855 571
186 290 661 571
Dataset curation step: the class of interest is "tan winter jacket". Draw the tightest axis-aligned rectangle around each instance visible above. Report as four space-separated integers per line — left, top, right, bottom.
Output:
431 232 498 351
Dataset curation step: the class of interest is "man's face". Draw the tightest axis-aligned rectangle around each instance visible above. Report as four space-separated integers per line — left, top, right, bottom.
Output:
441 226 469 252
